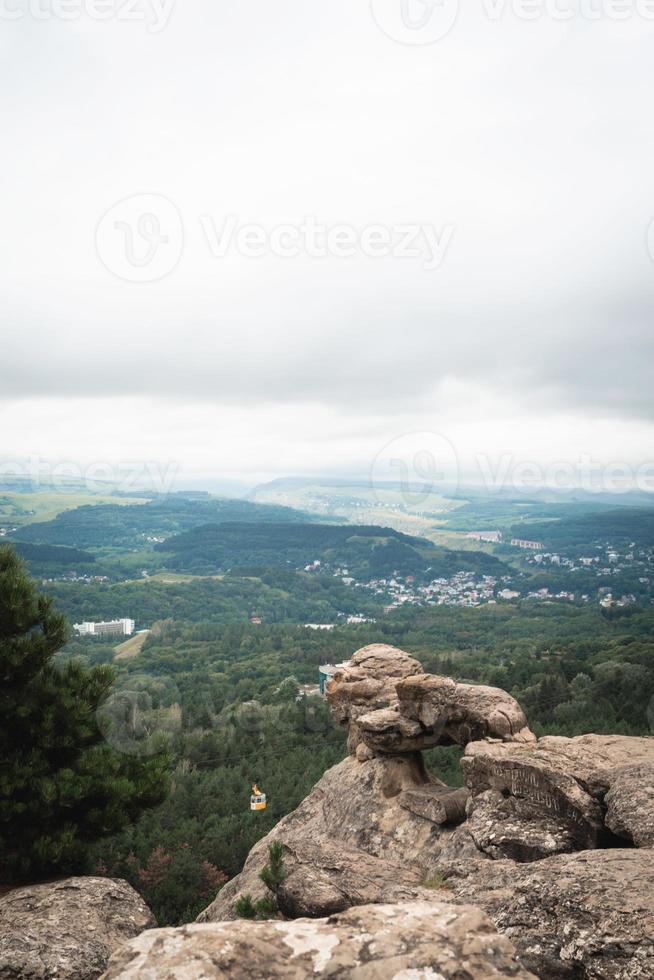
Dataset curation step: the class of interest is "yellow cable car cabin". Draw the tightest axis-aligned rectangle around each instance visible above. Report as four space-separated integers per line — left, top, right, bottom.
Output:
250 783 267 812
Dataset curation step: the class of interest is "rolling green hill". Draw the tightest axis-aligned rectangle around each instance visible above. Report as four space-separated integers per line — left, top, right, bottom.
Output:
155 521 506 581
11 495 316 552
509 507 654 553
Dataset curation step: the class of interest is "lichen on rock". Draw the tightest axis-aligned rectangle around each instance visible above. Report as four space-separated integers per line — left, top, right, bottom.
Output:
0 877 155 980
103 901 538 979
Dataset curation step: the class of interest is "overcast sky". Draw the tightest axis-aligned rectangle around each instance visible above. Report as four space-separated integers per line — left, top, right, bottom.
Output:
2 0 654 491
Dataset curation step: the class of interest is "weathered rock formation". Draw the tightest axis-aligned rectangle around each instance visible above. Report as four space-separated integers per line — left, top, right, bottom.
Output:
604 762 654 847
199 643 654 979
448 848 654 980
462 733 654 853
0 877 155 980
329 644 534 755
9 645 654 979
103 901 537 978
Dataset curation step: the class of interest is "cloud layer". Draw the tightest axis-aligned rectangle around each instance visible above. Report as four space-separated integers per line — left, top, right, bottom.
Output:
1 1 654 478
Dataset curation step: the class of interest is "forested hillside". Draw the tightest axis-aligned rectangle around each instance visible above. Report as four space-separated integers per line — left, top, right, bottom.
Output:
9 541 98 575
155 521 505 580
11 495 314 551
510 507 654 552
45 570 382 627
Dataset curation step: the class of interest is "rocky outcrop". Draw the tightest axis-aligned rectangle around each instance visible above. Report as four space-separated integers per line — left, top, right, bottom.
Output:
0 877 155 980
448 848 654 979
604 762 654 847
199 753 455 921
197 644 654 979
460 789 581 862
104 901 537 978
461 733 654 852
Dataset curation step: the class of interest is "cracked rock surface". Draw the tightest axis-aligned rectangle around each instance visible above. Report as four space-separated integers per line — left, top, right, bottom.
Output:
104 901 537 979
0 877 155 980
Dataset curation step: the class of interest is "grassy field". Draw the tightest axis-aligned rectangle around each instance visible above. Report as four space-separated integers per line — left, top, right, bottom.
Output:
126 571 226 585
114 631 150 660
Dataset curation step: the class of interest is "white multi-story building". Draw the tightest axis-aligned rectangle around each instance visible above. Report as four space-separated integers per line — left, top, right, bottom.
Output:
74 618 135 637
467 531 502 543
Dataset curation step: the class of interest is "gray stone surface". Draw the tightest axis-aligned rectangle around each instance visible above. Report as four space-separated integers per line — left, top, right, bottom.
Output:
448 848 654 979
104 901 537 979
0 877 155 980
604 762 654 847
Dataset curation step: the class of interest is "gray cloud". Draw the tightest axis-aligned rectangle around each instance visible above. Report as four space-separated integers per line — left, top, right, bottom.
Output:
1 0 654 472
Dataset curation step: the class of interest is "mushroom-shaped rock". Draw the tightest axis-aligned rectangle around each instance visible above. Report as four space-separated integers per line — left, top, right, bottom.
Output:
326 644 422 754
397 674 535 746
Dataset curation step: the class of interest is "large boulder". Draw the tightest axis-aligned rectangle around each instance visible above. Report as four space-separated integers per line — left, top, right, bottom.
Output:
604 762 654 847
461 789 580 862
462 733 654 851
447 848 654 979
104 901 537 979
0 877 155 980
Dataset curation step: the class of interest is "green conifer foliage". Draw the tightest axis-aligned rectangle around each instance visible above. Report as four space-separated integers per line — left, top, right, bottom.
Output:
0 547 169 883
